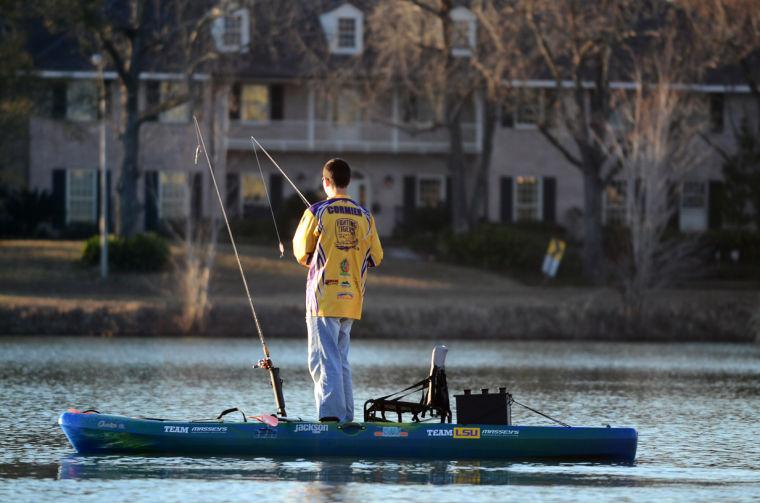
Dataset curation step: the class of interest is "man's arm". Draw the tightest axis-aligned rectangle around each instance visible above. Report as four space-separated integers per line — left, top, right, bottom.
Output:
292 209 318 267
368 215 383 267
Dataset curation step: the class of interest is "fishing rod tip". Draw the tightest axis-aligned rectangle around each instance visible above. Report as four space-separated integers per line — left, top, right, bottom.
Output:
278 242 285 258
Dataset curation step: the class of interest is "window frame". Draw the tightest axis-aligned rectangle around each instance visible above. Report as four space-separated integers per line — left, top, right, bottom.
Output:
603 180 628 225
66 169 97 224
65 80 98 122
337 17 357 49
239 84 271 124
212 8 251 54
416 175 446 209
512 175 544 222
450 7 476 58
320 4 364 55
158 172 189 221
240 172 268 211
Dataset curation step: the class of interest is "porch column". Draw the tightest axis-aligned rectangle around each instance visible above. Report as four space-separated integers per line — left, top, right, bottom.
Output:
307 85 315 150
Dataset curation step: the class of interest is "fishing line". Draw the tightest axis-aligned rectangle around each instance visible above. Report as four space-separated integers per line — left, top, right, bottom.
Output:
251 141 285 258
192 116 270 361
250 136 311 207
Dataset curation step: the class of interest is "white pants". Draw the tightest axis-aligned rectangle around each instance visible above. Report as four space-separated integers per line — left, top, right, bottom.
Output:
306 316 354 422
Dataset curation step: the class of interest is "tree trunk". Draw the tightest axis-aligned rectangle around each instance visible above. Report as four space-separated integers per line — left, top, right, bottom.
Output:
581 169 604 283
467 101 497 227
447 112 469 234
118 78 141 237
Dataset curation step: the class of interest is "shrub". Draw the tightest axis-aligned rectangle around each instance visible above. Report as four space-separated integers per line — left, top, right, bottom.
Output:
438 223 582 280
701 229 760 264
82 233 169 272
0 187 55 237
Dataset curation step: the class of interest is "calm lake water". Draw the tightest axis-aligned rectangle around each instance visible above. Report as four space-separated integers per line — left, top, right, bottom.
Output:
0 337 758 502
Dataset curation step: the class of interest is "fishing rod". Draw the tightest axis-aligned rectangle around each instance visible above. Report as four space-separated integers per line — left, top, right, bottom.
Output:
193 116 287 418
250 136 311 208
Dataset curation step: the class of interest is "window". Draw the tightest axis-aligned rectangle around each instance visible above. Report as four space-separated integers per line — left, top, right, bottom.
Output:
66 169 97 224
450 7 476 57
515 88 541 127
418 177 444 208
241 173 267 208
158 81 190 123
318 88 362 124
402 94 435 124
320 3 363 55
159 172 187 220
514 176 542 221
604 181 627 225
680 181 707 232
66 80 98 122
212 8 250 53
337 18 356 48
241 85 269 122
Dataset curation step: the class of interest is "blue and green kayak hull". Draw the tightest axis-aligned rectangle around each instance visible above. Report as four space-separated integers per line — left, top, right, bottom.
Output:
59 411 637 462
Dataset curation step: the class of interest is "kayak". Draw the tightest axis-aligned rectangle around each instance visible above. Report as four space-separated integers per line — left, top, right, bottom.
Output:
59 410 637 462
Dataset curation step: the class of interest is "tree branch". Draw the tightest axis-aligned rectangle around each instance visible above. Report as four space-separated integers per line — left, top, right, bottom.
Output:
537 124 583 168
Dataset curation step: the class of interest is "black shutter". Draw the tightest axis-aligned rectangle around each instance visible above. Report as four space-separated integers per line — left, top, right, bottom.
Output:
270 84 284 120
270 174 283 211
708 180 725 230
445 176 452 208
403 176 416 210
145 81 160 121
500 176 513 223
229 82 241 120
52 82 66 119
191 172 202 223
96 170 112 231
542 176 556 223
144 171 159 231
226 173 240 217
52 169 66 228
667 182 680 231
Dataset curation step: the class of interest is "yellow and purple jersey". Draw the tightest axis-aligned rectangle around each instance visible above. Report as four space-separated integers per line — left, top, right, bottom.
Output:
292 197 383 320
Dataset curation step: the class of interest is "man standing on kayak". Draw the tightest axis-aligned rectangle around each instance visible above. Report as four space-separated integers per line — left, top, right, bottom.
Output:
292 158 383 423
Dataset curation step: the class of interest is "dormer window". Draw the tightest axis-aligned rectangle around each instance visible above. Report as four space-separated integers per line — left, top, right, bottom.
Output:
212 8 250 53
450 7 476 57
320 3 363 55
337 18 357 49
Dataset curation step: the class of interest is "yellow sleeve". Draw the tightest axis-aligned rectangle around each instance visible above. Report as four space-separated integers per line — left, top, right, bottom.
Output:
292 209 318 267
368 216 383 267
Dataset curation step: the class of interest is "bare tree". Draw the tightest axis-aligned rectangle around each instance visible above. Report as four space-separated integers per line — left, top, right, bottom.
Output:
43 0 222 236
518 0 685 282
604 43 703 315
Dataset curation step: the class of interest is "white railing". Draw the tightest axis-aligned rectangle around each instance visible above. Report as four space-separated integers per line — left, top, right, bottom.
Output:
227 120 480 153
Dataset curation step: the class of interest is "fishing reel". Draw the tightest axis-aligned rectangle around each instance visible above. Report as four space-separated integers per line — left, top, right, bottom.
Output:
253 358 273 370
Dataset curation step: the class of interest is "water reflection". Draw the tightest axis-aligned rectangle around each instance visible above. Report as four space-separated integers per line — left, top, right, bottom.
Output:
54 455 648 487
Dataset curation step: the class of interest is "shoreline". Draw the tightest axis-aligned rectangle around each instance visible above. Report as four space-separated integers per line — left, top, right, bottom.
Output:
1 294 756 342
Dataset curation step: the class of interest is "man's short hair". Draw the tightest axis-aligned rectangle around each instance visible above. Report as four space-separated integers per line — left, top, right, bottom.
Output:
323 158 351 188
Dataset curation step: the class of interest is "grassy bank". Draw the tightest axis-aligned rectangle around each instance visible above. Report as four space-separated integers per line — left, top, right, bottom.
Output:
0 240 757 341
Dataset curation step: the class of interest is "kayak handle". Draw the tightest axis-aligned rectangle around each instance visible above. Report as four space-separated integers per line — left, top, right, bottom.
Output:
217 407 247 423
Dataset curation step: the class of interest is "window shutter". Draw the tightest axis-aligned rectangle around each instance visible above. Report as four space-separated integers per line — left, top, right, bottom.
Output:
52 169 66 228
500 177 513 223
226 173 240 217
191 173 202 223
542 176 556 223
144 171 159 231
708 180 725 230
667 182 679 231
445 176 452 208
270 84 284 120
229 82 241 120
403 176 416 209
270 174 283 211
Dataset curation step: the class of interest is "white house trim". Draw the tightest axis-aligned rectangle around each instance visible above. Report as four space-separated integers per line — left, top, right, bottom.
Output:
450 7 476 57
211 7 250 54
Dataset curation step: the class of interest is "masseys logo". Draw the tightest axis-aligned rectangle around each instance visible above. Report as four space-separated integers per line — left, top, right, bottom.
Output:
454 427 481 439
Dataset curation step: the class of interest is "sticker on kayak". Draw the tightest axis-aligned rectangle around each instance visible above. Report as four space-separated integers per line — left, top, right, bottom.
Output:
453 427 480 439
255 427 277 439
294 424 328 434
374 426 408 438
481 429 519 437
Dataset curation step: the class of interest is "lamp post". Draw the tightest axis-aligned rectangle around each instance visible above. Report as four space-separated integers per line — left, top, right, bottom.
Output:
91 53 108 279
